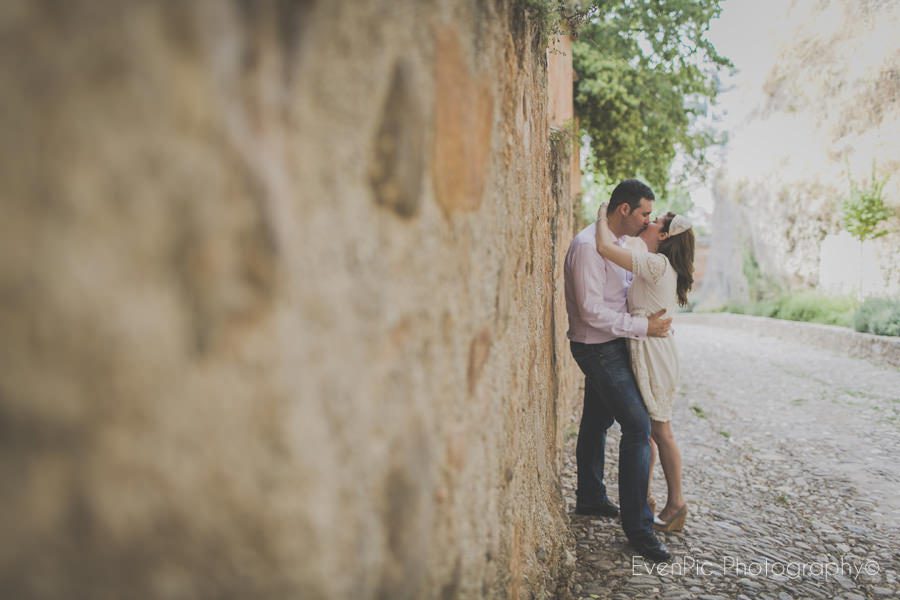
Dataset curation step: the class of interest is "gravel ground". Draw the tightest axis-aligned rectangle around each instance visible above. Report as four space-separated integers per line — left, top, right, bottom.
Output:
563 321 900 599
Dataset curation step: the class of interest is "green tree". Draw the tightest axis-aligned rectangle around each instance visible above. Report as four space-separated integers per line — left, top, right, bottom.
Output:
651 182 694 216
842 173 891 243
573 0 731 193
841 170 893 298
577 157 696 226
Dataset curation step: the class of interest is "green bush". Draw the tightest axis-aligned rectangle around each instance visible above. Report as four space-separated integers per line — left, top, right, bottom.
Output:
842 171 892 243
771 291 858 327
724 291 859 328
853 297 900 337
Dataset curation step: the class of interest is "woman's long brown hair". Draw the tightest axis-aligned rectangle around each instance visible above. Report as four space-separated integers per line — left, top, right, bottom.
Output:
657 212 695 306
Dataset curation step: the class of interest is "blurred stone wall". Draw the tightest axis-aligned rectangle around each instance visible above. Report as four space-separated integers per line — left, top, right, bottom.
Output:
697 0 900 307
0 1 579 598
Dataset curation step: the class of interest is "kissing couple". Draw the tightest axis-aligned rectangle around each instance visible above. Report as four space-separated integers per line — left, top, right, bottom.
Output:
564 179 695 563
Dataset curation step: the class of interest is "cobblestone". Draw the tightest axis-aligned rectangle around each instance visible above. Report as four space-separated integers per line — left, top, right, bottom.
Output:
563 321 900 599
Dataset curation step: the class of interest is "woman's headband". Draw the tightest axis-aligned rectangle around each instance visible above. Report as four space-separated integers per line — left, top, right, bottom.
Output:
668 215 693 237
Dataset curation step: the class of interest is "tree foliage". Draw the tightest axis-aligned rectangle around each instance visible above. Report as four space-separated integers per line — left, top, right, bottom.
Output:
842 172 892 242
573 0 731 193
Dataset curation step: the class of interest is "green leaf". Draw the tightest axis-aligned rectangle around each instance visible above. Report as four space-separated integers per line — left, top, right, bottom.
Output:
573 0 730 193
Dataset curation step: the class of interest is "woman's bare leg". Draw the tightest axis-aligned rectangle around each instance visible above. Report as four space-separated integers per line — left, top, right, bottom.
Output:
648 437 658 506
651 420 685 521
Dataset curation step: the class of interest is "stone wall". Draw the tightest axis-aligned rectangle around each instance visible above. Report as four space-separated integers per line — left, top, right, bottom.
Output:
0 1 579 598
697 0 900 307
680 313 900 369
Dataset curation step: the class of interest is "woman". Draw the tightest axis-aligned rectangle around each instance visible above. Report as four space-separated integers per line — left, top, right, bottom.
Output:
595 203 695 532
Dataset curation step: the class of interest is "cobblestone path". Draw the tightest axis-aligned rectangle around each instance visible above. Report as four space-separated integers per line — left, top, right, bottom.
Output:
563 320 900 599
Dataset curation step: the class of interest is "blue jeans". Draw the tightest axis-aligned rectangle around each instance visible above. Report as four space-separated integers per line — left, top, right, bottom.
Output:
570 339 654 541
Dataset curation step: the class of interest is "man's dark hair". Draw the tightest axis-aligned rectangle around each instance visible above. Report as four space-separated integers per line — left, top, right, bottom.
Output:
607 179 655 215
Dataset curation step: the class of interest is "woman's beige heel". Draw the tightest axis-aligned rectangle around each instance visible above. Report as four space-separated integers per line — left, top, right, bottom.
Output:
653 504 688 532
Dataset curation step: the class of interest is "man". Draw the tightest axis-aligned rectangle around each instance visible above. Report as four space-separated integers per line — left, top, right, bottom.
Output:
563 179 672 562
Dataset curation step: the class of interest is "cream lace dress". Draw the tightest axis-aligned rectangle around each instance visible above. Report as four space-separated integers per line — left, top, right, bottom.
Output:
628 248 680 422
